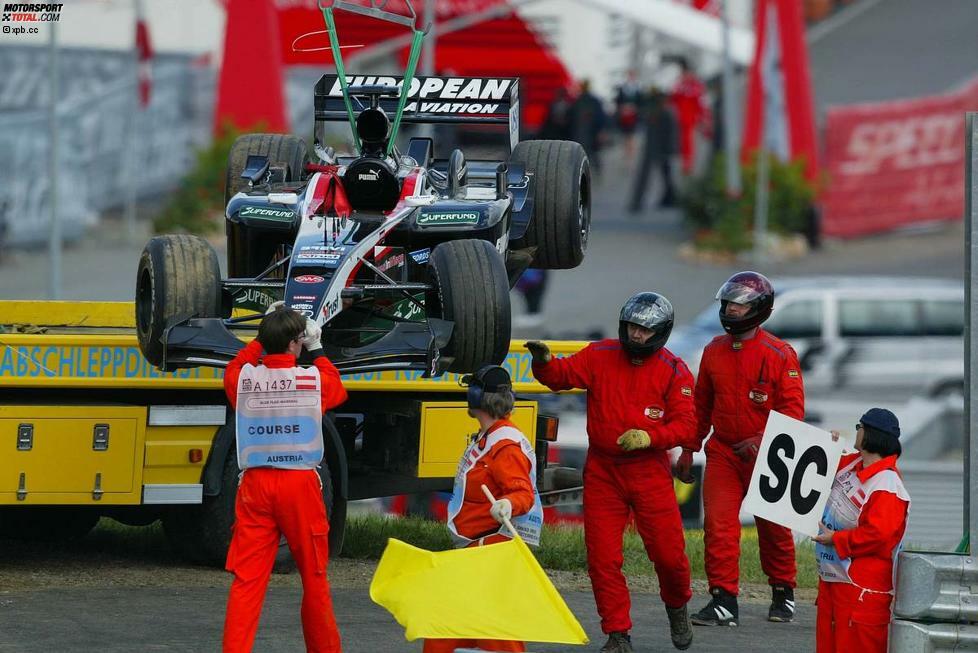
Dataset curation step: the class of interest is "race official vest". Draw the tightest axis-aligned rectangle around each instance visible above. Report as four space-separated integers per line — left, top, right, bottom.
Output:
447 425 544 548
235 363 323 470
816 457 910 590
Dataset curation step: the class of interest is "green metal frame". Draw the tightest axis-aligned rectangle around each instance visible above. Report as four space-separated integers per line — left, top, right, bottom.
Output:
320 0 428 157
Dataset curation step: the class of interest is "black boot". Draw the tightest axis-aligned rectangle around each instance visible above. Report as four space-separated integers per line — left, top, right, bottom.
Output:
665 604 693 649
768 585 796 622
690 587 739 626
599 631 633 653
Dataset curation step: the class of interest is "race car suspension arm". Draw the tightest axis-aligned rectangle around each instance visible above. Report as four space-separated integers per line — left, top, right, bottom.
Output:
355 256 427 314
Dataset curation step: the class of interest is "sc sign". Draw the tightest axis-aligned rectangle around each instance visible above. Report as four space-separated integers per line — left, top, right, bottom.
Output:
743 411 846 537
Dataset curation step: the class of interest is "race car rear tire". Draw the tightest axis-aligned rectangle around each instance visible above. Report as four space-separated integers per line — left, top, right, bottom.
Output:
225 133 308 278
136 234 222 367
428 239 511 373
225 133 309 206
510 140 591 269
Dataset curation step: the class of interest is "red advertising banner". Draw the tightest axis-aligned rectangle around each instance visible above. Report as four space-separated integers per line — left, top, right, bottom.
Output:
821 79 978 238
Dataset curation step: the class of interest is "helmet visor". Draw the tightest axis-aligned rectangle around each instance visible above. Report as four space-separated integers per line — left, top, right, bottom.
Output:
716 281 765 305
622 297 672 330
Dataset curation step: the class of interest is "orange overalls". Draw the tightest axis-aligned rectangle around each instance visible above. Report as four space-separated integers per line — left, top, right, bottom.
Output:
222 340 348 653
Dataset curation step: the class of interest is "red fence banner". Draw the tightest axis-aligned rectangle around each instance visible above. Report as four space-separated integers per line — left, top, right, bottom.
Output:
821 79 978 238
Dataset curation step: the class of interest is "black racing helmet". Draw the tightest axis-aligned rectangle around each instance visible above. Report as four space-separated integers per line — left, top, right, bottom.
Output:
716 271 774 335
618 292 674 358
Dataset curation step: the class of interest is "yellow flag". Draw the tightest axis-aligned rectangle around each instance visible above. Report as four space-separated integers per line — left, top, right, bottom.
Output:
369 537 589 645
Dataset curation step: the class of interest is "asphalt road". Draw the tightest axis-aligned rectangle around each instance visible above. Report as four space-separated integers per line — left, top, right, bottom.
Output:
0 585 814 653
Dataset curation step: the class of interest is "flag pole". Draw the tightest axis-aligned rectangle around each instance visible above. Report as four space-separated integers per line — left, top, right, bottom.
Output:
481 484 522 541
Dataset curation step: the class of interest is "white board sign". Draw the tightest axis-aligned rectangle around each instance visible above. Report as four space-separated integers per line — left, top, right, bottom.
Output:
743 411 846 537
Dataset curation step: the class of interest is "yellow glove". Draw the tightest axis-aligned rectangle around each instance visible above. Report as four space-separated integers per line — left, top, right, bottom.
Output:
617 429 652 452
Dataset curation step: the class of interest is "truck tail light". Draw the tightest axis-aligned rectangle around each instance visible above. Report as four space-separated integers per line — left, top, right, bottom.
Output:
537 414 559 442
189 448 203 463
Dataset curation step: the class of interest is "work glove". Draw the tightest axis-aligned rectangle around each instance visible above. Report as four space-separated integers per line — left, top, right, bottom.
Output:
732 435 763 462
265 300 285 315
302 318 322 351
489 497 513 524
617 429 652 452
674 449 695 484
524 340 552 364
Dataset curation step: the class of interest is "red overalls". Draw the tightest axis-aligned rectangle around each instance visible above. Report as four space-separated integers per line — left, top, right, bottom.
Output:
533 340 695 634
423 419 536 653
816 453 909 653
222 340 348 653
691 329 805 596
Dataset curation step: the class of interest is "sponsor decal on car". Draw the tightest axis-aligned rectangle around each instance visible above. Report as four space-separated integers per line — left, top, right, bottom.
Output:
239 206 296 221
416 211 480 226
293 275 325 284
409 248 431 264
301 245 346 253
297 252 342 260
290 303 314 310
322 296 340 319
292 295 316 301
377 253 405 272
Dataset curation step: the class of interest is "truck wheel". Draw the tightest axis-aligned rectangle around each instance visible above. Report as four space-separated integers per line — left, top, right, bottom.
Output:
510 140 591 269
0 507 100 541
427 239 511 373
162 451 335 569
225 134 308 277
136 234 222 367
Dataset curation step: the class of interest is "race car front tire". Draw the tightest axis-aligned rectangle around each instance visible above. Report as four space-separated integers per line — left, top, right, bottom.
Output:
511 139 591 269
136 234 222 367
428 239 511 373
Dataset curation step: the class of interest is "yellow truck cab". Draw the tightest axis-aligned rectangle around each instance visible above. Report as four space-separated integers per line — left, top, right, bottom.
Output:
0 300 584 565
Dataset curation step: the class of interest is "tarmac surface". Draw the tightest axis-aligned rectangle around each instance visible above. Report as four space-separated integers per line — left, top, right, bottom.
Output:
0 585 814 653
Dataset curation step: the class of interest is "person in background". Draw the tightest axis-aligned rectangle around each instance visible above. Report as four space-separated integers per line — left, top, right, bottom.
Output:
513 268 549 329
569 79 607 176
423 365 543 653
615 70 643 160
670 57 709 175
814 409 910 653
526 292 695 653
222 306 348 653
628 86 677 213
539 86 573 141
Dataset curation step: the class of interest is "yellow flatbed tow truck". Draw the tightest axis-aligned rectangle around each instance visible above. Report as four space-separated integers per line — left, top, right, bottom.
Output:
0 300 586 565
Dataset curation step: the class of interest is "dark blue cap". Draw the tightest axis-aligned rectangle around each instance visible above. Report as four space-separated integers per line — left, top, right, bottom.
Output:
860 408 900 439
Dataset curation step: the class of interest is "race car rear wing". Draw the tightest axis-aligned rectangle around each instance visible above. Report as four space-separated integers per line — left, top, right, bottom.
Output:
314 74 521 150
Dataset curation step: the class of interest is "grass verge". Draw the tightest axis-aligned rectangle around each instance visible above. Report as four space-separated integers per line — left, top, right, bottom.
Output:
341 514 819 589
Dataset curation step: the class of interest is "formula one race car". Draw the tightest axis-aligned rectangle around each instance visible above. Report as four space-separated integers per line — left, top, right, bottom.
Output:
135 0 590 376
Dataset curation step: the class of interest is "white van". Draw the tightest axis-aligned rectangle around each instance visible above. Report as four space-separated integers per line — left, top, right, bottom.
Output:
669 276 964 397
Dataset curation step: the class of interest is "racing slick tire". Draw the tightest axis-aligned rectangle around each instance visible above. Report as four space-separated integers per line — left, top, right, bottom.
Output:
510 140 591 270
225 133 308 278
135 234 222 367
161 450 335 570
427 239 511 373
